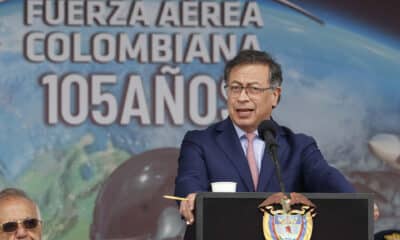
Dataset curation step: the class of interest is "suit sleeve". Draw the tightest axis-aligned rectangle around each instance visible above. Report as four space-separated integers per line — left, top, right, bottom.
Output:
301 138 355 193
174 131 210 198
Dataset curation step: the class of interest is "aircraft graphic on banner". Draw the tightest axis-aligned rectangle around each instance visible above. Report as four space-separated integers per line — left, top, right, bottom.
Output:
274 0 324 24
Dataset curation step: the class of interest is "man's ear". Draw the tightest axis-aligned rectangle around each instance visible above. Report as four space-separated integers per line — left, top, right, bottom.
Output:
272 87 281 108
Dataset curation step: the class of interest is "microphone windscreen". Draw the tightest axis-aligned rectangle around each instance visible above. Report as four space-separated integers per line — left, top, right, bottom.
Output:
257 120 277 141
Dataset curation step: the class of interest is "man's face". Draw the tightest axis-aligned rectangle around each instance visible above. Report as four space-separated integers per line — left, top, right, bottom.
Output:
227 64 281 133
0 198 42 240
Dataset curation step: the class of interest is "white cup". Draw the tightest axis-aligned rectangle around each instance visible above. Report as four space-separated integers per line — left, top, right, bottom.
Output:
211 181 237 192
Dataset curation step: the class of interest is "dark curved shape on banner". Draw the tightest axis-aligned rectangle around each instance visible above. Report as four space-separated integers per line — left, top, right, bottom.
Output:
90 148 184 240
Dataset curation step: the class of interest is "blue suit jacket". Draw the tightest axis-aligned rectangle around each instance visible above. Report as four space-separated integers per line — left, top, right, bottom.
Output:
174 118 354 197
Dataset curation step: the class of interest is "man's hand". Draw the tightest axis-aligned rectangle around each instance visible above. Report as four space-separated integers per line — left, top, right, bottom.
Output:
374 203 380 221
179 193 196 225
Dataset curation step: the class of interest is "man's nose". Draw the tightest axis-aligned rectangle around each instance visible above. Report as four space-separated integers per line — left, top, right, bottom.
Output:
237 88 250 101
15 225 28 239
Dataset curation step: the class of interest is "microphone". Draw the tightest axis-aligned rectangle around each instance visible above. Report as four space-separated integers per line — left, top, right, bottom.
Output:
257 120 285 193
258 120 278 151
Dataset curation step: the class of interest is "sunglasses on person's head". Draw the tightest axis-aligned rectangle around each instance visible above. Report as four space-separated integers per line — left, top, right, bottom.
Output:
1 218 41 232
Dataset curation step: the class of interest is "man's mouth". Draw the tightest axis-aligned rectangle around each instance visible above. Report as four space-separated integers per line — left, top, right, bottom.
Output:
236 108 254 117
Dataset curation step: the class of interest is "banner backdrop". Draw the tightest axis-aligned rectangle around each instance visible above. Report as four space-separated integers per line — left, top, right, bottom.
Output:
0 0 399 239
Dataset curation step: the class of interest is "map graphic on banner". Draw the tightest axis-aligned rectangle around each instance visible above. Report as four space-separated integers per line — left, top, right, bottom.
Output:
0 0 399 239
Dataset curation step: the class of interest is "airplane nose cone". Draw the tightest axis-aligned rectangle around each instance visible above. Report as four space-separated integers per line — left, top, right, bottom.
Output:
368 134 400 170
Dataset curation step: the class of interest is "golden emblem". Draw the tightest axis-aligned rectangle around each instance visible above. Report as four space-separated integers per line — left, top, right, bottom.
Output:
259 192 316 240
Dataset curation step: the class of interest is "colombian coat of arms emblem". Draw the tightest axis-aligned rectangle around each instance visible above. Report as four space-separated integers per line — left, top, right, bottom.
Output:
259 192 316 240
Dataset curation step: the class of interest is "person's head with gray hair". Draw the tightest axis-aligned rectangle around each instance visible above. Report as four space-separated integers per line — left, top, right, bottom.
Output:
0 188 42 240
223 49 283 133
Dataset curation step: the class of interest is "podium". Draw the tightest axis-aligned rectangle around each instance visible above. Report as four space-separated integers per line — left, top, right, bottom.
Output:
195 192 373 240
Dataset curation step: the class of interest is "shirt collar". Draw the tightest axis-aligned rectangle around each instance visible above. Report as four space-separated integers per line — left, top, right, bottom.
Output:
232 122 259 139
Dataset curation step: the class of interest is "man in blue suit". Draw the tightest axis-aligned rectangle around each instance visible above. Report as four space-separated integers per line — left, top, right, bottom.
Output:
174 50 355 228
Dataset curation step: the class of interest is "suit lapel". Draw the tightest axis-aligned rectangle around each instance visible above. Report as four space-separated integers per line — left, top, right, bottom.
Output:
257 147 275 192
215 118 255 191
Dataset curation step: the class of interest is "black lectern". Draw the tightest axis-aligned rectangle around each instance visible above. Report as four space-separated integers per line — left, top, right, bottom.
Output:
195 192 373 240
